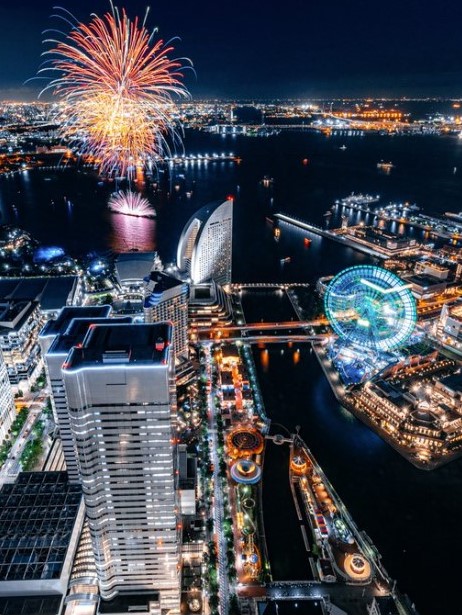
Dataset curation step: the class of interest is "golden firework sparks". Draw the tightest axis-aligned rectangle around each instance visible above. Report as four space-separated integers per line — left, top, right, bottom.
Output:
40 5 190 177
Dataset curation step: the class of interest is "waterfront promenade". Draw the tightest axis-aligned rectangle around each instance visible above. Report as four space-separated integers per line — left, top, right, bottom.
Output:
312 342 462 470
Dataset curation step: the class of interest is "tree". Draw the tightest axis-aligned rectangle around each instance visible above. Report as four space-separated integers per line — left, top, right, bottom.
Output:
228 594 241 615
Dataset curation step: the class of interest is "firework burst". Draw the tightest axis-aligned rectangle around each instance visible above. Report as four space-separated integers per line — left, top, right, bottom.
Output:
108 190 156 218
40 5 190 176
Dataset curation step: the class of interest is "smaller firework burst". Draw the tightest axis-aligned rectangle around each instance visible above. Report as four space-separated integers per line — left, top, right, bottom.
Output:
108 190 156 219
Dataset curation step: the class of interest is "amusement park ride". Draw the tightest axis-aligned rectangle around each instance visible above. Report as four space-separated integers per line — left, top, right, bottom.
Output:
324 265 418 384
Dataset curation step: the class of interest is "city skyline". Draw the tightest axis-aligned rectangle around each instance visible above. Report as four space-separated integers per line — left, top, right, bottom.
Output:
1 0 462 100
1 3 462 614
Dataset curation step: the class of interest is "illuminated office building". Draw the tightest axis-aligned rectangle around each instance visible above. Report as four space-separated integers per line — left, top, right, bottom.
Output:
144 270 189 360
0 348 15 445
62 323 180 611
39 306 127 483
0 300 42 387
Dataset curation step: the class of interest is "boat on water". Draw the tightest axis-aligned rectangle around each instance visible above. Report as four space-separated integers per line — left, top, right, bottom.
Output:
445 211 462 223
108 209 156 219
377 161 394 171
260 175 274 187
339 145 347 151
280 256 291 264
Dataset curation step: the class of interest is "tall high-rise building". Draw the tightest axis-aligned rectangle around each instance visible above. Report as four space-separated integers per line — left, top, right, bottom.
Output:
0 347 15 445
0 300 42 387
177 198 233 286
144 270 189 360
62 323 180 610
39 306 114 483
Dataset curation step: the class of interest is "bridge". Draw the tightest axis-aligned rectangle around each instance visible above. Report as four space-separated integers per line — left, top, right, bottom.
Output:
265 434 293 444
266 580 383 602
231 282 311 290
231 334 328 344
194 319 330 342
197 320 328 335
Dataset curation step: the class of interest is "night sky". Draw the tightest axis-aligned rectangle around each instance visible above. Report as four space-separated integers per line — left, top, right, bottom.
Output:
2 0 462 99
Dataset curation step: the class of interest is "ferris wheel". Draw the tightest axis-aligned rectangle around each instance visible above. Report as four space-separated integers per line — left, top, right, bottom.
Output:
324 265 417 352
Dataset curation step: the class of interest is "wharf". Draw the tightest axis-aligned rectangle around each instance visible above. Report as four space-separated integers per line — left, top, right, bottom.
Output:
274 213 387 259
311 342 461 470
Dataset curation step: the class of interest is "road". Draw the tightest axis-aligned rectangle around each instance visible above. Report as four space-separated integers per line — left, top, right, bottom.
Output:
0 404 42 487
204 345 230 614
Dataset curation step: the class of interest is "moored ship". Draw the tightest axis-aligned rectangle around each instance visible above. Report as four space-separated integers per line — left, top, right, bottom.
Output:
445 211 462 223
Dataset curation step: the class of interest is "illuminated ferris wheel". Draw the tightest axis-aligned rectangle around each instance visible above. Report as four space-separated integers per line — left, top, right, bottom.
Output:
324 265 417 352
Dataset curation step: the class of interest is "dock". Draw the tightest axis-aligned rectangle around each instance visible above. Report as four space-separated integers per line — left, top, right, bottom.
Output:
274 213 387 259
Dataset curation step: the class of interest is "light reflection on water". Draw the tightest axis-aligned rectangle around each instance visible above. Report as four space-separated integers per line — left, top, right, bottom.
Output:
108 212 156 252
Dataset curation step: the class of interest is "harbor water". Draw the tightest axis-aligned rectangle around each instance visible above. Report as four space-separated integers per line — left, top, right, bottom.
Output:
2 128 462 613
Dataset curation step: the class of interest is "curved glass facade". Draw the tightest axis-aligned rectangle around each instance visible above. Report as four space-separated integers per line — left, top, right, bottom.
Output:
177 199 233 285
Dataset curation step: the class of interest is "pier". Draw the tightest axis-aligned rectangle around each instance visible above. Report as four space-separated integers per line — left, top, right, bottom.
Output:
274 212 388 259
337 193 462 241
260 426 415 613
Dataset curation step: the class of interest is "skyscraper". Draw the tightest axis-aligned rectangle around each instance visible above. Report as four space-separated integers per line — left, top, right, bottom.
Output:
39 306 114 483
177 198 233 286
62 323 180 611
0 347 15 445
144 270 189 360
0 300 42 387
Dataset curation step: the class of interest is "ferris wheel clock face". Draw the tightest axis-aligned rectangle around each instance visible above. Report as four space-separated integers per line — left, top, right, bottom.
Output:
324 265 417 352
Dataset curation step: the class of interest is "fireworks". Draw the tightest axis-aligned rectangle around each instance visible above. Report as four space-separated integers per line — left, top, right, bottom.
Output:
108 190 156 218
40 5 190 176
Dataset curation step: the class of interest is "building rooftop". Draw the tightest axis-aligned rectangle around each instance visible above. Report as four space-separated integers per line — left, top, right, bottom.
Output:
407 274 446 287
0 276 78 311
49 316 132 356
144 270 187 308
0 472 81 582
447 302 462 319
0 300 38 334
40 306 112 341
440 373 462 394
114 252 158 285
98 593 160 614
190 284 213 301
64 323 173 370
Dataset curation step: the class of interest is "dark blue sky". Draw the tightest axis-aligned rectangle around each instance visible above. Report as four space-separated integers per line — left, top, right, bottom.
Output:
1 0 462 99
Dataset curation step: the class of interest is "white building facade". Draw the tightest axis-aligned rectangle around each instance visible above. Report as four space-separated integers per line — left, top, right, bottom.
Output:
143 271 189 360
0 300 42 388
39 306 114 483
0 347 15 445
177 199 233 286
62 323 180 611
